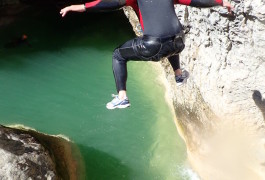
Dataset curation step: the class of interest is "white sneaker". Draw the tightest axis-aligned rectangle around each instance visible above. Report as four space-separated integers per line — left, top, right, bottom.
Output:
106 94 131 110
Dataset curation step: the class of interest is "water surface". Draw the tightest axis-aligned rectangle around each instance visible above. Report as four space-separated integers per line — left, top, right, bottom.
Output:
0 7 187 179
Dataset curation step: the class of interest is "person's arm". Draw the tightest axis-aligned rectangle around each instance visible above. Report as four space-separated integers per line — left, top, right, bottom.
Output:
60 0 126 17
60 5 86 17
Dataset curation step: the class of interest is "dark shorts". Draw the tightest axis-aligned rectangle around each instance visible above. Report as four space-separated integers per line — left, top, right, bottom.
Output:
112 31 185 91
118 31 185 61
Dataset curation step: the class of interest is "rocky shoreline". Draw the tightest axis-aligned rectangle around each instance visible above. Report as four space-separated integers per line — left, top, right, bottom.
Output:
0 125 84 180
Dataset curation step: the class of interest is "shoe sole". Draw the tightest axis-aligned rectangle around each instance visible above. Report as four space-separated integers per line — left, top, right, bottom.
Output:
176 78 188 86
106 104 131 110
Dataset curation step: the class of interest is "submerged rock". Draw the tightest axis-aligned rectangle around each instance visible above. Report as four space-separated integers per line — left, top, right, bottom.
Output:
0 125 84 180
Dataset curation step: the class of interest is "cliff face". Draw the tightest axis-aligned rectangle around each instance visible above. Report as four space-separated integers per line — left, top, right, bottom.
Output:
164 1 265 179
125 0 265 179
172 0 265 127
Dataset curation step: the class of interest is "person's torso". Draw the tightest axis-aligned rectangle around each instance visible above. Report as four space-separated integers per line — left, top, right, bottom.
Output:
137 0 182 37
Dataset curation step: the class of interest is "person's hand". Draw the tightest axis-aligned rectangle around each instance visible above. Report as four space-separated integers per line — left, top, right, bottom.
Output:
60 6 71 17
223 0 234 13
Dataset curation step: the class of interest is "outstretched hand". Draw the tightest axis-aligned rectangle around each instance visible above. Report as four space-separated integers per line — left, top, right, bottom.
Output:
223 0 234 13
60 5 86 17
60 6 71 17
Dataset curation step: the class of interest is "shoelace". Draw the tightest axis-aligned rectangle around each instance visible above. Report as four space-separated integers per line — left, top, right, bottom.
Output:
110 94 120 104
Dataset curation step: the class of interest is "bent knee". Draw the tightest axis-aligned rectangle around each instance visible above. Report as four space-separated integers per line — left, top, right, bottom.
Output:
113 48 123 61
174 37 185 54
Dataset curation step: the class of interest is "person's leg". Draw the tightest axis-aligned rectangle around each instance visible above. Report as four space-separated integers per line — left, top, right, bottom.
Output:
107 36 162 109
112 38 139 100
168 54 181 76
107 38 141 109
112 36 162 99
112 49 127 100
168 54 189 85
107 34 185 109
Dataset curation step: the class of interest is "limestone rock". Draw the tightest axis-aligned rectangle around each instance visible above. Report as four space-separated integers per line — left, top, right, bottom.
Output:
0 125 84 180
173 1 265 124
0 125 57 179
171 1 265 179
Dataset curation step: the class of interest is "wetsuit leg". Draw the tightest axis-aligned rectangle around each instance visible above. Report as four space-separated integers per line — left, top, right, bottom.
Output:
112 33 185 92
112 38 141 92
168 54 180 71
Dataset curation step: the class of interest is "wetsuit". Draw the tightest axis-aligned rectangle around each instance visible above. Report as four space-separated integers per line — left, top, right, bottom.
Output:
84 0 223 91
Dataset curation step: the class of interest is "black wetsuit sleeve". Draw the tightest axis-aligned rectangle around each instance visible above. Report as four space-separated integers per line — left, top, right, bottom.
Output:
175 0 223 7
84 0 126 11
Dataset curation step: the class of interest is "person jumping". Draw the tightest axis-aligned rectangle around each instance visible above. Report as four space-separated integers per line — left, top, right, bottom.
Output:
60 0 232 109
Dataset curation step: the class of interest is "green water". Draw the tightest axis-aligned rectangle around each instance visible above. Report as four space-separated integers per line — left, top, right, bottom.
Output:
0 7 187 179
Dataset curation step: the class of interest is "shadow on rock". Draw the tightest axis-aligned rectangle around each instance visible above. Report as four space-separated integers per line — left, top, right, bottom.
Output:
252 90 265 121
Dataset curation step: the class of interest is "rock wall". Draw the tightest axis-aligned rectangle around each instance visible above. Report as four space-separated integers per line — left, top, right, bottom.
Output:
172 0 265 127
165 1 265 179
124 0 265 179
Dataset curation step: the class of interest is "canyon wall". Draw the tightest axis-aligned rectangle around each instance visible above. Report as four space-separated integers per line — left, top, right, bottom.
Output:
125 0 265 179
